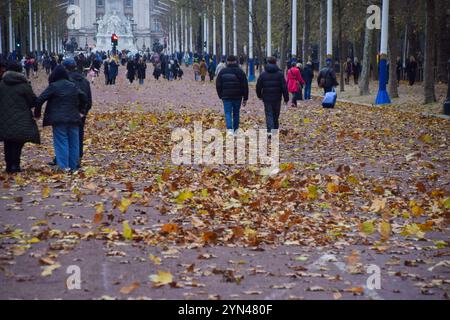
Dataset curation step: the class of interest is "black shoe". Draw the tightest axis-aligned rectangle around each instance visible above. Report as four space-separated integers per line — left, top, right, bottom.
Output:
7 166 22 174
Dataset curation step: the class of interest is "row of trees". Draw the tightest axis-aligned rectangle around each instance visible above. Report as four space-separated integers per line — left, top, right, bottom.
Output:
0 0 67 55
165 0 449 103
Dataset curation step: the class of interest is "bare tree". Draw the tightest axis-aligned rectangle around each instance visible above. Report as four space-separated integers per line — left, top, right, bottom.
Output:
388 1 399 98
302 0 311 63
424 0 436 103
359 25 373 95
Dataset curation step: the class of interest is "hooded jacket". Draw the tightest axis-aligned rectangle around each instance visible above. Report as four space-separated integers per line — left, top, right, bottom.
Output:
69 71 92 114
0 71 40 143
256 64 289 103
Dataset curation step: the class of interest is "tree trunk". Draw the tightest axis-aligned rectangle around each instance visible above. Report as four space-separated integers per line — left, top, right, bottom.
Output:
337 0 345 92
252 2 264 76
279 0 290 71
424 0 436 104
319 0 326 69
388 2 399 98
302 0 310 63
359 25 373 96
436 0 449 83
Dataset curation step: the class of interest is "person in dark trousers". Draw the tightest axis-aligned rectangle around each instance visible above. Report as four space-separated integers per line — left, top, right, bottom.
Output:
0 61 40 173
406 56 417 86
317 59 339 94
353 57 361 85
302 61 314 100
396 56 403 84
61 58 92 168
208 59 217 82
286 62 305 107
256 56 289 133
103 59 110 85
216 55 249 134
126 59 136 84
137 58 147 85
153 63 162 80
35 65 87 172
109 58 119 85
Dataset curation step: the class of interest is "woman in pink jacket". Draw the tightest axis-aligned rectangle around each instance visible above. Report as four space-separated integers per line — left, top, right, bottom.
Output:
286 62 305 107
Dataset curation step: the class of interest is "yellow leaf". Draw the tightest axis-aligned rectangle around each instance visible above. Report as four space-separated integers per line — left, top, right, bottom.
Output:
175 190 194 204
41 263 61 277
444 197 450 210
379 221 391 241
26 237 40 244
360 221 375 235
118 198 132 213
42 186 51 199
149 270 173 287
369 198 386 213
307 185 319 200
149 254 162 265
411 205 425 218
122 221 133 240
327 183 339 193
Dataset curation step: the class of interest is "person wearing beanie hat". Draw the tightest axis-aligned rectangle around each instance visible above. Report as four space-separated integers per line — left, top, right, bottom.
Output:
35 65 88 172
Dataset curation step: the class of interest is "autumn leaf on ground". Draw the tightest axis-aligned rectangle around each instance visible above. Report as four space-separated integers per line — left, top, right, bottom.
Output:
118 198 132 213
202 231 218 244
149 254 162 265
42 186 51 199
369 198 386 213
161 223 178 234
93 203 105 224
360 220 375 235
120 282 140 295
149 270 174 287
175 190 194 204
122 221 133 240
379 221 392 241
41 263 61 277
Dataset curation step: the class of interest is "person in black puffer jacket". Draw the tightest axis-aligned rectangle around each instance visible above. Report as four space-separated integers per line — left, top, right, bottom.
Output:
35 65 87 172
0 61 40 173
216 55 249 133
62 58 92 166
256 56 289 133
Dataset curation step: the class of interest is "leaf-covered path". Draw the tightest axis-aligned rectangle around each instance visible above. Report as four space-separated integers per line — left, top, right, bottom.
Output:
0 68 449 300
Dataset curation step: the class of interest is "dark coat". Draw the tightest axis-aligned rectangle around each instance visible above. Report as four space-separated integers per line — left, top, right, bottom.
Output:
35 79 87 127
68 71 92 114
302 64 314 83
256 64 289 103
0 71 40 144
216 64 249 101
109 60 119 79
317 67 338 89
137 62 147 80
126 61 136 80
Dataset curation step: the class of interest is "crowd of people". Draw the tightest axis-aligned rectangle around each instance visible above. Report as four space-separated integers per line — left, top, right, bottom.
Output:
0 46 428 175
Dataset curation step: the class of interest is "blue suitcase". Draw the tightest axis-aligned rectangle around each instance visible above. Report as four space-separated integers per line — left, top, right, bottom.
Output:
322 91 337 109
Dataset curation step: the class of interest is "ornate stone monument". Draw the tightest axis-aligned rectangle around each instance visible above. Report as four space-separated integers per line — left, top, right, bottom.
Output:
94 0 136 52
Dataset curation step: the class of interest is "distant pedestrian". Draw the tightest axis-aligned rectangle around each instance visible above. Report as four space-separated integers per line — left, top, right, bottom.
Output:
286 62 305 107
208 59 217 82
127 59 136 84
200 59 208 82
303 61 314 100
317 59 338 94
353 57 361 85
193 60 200 81
406 56 417 86
215 59 226 77
137 58 147 85
216 55 249 135
109 58 119 85
153 63 162 80
396 56 403 84
256 56 289 133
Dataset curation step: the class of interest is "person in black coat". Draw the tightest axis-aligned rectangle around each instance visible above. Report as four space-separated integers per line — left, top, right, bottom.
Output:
63 58 92 166
136 58 147 85
302 61 314 100
317 59 339 94
256 56 289 133
0 61 40 173
103 59 110 85
216 55 249 133
127 59 136 84
35 65 87 172
406 56 417 86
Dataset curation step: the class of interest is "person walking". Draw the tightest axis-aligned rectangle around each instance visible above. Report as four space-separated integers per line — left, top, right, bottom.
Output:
396 56 403 84
303 61 314 100
103 58 110 85
215 59 226 77
193 60 200 81
153 63 162 80
0 61 40 173
200 59 208 82
317 59 339 94
353 57 361 85
345 58 353 85
126 58 136 84
109 57 119 85
216 55 249 135
256 56 289 134
406 56 418 86
137 58 147 85
34 65 87 172
62 59 92 167
286 62 305 107
208 59 217 82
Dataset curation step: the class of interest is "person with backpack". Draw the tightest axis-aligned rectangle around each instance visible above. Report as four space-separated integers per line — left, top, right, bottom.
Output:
317 59 339 94
256 56 289 134
208 59 217 82
216 55 249 135
286 62 305 108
